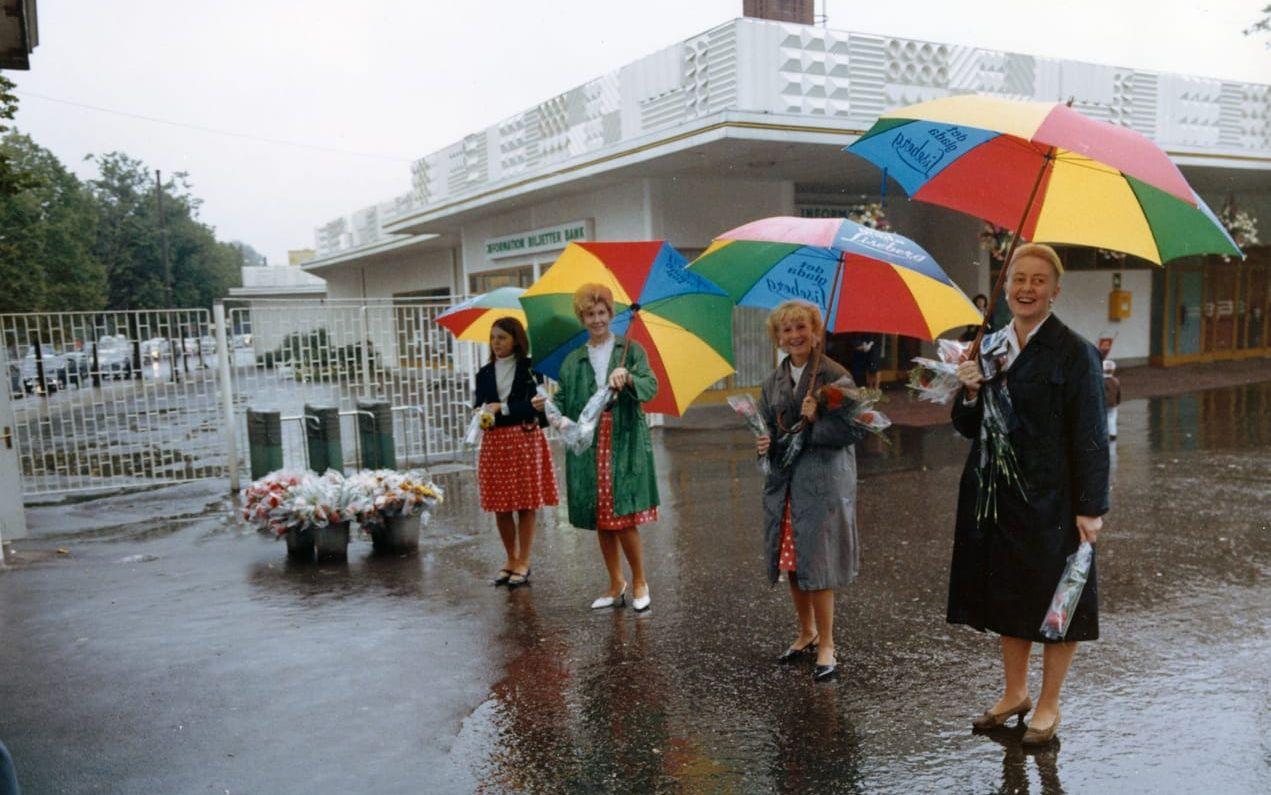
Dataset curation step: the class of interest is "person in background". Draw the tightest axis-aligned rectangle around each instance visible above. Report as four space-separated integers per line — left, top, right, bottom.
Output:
1103 359 1121 442
847 332 882 389
473 317 558 588
959 293 991 342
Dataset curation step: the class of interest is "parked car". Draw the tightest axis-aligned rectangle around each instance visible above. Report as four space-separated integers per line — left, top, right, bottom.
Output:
95 337 134 380
19 346 67 394
62 349 92 387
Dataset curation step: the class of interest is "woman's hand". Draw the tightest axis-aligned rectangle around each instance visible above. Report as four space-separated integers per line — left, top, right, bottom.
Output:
530 394 546 412
1076 515 1102 544
608 367 631 390
756 435 771 455
801 395 818 423
955 360 984 400
482 402 502 414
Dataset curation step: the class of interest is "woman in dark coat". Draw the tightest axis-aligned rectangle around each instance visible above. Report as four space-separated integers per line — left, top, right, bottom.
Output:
756 300 868 682
951 244 1109 745
473 317 558 588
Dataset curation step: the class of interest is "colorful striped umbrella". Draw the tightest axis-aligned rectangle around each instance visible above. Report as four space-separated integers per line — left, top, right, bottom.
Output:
435 286 527 342
845 94 1241 265
518 241 735 416
689 216 981 340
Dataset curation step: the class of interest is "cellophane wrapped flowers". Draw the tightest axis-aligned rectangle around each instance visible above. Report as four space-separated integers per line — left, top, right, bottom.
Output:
350 469 445 521
558 384 613 455
1040 542 1094 640
908 334 1028 523
726 394 771 476
241 469 308 536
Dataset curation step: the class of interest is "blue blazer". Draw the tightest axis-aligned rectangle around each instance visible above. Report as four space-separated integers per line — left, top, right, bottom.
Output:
472 356 548 428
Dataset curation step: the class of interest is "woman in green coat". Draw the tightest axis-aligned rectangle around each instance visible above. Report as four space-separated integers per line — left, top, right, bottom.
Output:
532 283 660 612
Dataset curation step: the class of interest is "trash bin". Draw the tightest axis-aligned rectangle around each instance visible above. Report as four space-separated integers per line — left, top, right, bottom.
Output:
247 408 284 480
356 399 395 470
304 403 343 474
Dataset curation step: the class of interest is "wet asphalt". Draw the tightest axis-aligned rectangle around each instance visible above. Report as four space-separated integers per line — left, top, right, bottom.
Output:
1 382 1268 794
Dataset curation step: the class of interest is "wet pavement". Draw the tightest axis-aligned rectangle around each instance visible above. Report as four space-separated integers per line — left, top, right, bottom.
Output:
1 382 1268 793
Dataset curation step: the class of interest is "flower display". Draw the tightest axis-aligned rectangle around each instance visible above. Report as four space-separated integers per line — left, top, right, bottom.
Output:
349 469 444 520
240 468 443 539
847 202 889 231
1219 203 1260 249
979 223 1011 264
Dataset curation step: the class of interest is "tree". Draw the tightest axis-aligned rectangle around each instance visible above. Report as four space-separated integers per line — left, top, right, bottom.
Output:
1246 5 1271 44
0 132 106 312
0 74 34 197
85 152 241 311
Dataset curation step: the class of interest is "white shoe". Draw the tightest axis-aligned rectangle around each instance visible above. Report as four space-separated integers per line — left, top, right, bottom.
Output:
590 584 627 610
632 585 651 612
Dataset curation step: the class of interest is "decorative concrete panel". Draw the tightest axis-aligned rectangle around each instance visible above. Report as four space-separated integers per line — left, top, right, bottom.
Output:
317 17 1270 258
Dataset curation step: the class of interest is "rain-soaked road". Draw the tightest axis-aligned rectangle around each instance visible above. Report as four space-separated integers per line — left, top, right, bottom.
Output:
1 382 1268 794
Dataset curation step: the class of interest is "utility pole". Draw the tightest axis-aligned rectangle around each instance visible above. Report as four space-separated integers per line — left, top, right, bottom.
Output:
156 169 173 308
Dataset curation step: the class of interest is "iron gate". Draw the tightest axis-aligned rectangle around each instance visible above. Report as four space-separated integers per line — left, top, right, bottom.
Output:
1 309 226 497
224 298 479 477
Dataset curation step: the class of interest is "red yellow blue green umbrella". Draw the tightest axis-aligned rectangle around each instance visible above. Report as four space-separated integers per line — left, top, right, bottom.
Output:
518 241 734 416
689 216 981 340
435 286 527 342
845 94 1241 265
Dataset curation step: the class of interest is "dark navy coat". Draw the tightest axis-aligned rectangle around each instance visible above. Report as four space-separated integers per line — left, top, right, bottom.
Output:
947 314 1110 642
472 356 548 428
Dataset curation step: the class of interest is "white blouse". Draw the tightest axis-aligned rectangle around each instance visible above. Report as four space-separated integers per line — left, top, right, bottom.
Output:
494 355 516 413
587 335 615 390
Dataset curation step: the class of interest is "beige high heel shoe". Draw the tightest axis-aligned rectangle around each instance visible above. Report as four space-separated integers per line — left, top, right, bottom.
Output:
1022 711 1060 745
971 696 1032 730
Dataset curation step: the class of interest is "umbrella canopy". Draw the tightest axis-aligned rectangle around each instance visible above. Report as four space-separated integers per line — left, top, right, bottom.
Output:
519 241 735 416
435 286 527 343
845 94 1241 264
689 216 982 341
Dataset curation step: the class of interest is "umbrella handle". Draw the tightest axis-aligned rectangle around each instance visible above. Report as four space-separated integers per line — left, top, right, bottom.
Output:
969 146 1056 361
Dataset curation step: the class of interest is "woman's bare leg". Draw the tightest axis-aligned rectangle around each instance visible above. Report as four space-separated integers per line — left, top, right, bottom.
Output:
992 635 1033 712
787 578 817 647
810 589 836 665
1033 641 1077 727
616 528 647 599
494 511 516 571
596 531 625 597
512 509 536 574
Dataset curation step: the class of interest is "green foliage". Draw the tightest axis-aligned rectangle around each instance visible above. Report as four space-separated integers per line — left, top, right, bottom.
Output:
0 75 34 197
267 328 381 382
85 152 242 311
0 132 106 312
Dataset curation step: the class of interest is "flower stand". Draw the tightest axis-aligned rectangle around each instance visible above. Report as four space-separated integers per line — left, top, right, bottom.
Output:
314 522 351 562
372 513 420 554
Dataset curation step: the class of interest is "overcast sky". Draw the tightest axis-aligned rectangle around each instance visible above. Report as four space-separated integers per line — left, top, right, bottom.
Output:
8 1 1268 264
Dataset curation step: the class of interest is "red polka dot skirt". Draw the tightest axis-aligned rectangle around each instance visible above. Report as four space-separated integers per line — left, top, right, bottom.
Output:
595 412 658 531
778 491 797 572
478 425 559 513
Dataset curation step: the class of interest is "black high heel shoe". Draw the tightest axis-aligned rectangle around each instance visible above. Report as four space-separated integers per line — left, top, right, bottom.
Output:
776 635 819 664
813 653 838 682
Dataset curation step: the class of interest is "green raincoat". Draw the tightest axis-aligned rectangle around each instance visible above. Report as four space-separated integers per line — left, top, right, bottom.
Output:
553 336 659 530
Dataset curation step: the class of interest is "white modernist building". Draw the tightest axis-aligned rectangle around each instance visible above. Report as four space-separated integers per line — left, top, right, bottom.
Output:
302 16 1271 384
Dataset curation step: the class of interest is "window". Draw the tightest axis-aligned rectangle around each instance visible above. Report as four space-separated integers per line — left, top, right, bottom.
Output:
469 265 534 295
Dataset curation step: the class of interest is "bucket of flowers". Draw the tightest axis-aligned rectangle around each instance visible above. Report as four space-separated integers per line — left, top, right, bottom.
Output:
241 469 373 561
354 469 445 553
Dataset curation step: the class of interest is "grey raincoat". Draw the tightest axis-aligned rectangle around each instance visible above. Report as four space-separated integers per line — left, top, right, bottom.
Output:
759 356 868 591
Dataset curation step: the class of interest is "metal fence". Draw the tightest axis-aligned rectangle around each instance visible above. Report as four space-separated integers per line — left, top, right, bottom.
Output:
1 309 225 496
224 298 479 476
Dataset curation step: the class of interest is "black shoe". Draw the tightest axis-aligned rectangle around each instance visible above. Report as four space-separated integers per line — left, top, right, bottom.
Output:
492 569 512 586
813 661 838 681
777 635 819 664
506 568 531 588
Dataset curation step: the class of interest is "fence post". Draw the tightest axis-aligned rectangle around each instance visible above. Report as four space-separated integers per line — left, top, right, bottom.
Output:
359 305 373 400
214 304 240 492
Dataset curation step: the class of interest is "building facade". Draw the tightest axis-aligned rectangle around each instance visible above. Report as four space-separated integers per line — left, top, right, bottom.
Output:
301 15 1271 382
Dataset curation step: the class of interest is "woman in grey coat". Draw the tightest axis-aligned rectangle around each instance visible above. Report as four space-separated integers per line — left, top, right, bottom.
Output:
756 301 868 682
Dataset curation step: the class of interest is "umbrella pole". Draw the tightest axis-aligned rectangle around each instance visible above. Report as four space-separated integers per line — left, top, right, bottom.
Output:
970 146 1057 360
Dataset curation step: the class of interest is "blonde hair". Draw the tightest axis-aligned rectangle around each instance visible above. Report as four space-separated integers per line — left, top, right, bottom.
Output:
766 300 824 347
1009 243 1064 281
572 283 615 320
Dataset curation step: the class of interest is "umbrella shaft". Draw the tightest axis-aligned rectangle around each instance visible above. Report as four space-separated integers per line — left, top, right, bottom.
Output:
971 146 1056 359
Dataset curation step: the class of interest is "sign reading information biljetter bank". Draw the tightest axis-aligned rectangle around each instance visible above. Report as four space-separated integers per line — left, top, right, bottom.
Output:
485 220 592 259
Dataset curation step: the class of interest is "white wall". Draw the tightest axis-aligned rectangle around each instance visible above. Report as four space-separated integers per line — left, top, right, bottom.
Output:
1055 269 1153 363
651 177 795 249
323 248 456 301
